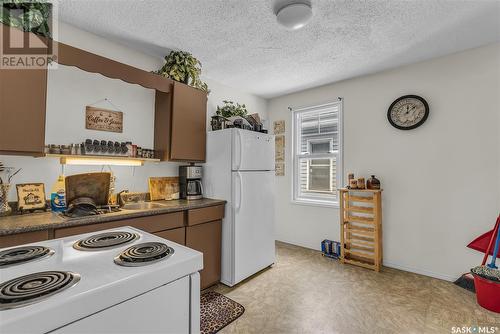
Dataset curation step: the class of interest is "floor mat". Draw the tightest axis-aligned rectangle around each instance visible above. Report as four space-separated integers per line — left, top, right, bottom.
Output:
201 291 245 334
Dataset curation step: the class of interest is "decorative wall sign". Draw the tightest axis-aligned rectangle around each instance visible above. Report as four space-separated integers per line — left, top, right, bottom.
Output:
275 162 285 176
85 106 123 133
273 120 286 176
275 135 285 161
16 183 46 212
275 135 285 176
273 120 285 135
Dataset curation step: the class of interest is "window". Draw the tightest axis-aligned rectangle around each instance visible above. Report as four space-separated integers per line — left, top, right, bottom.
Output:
292 101 342 206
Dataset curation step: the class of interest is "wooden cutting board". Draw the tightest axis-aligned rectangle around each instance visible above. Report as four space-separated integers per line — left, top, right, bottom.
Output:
148 177 179 201
65 172 111 206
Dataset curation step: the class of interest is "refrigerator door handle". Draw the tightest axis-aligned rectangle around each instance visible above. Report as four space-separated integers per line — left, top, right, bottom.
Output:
235 172 243 212
235 130 242 170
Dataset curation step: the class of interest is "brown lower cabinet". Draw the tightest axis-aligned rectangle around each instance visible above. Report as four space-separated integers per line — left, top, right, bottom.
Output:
186 220 222 289
154 227 185 246
0 230 49 248
1 204 224 289
54 212 184 238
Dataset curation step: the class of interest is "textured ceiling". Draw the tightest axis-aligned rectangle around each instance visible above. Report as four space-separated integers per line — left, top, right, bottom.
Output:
57 0 500 98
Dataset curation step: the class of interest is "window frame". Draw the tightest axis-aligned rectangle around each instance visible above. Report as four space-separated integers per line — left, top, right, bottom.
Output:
291 100 343 208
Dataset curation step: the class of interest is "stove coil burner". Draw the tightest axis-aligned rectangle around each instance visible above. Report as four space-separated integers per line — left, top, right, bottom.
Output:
0 271 80 310
73 231 139 251
0 246 55 268
114 242 174 267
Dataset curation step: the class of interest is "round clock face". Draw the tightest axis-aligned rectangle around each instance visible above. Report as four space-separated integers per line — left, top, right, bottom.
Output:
387 95 429 130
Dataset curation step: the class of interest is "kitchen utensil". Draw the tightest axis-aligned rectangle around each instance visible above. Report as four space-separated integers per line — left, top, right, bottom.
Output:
69 196 97 209
148 177 179 201
8 168 21 183
65 172 111 207
0 161 4 184
65 196 99 217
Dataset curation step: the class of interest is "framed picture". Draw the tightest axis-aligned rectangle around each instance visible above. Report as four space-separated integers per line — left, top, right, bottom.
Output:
16 183 46 211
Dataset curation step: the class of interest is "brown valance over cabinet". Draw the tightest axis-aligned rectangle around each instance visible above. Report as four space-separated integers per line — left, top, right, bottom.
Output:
0 67 47 156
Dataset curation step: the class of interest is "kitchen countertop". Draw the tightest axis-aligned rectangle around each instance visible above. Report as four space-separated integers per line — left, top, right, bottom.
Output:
0 198 226 236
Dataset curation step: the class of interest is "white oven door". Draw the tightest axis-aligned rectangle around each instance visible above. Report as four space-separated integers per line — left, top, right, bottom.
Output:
52 276 191 334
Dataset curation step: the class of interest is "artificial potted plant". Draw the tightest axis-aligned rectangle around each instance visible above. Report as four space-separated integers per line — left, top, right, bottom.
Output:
0 0 53 38
211 100 250 130
155 50 209 93
215 100 248 118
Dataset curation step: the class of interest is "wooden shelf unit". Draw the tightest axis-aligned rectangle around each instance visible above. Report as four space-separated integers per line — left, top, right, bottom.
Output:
339 188 382 272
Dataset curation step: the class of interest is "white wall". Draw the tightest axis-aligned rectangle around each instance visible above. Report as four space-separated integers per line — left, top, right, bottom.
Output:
267 43 500 281
1 21 267 200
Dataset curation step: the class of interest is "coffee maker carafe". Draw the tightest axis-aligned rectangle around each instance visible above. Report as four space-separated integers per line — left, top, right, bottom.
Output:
179 165 203 200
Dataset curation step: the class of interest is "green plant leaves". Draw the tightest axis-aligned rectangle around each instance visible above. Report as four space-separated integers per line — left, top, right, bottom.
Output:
215 100 248 118
1 0 52 37
156 50 209 93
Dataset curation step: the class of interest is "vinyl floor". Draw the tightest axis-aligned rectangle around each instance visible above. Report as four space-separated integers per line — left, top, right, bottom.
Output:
211 241 500 334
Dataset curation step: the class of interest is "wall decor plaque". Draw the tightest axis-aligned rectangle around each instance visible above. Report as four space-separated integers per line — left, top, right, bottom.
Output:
85 106 123 133
275 135 285 162
273 120 285 135
275 162 285 176
16 183 46 211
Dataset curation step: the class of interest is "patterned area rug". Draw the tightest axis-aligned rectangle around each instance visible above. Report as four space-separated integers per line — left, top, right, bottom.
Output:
201 291 245 334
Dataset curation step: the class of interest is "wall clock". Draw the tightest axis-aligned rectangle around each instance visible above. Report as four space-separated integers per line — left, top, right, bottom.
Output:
387 95 429 130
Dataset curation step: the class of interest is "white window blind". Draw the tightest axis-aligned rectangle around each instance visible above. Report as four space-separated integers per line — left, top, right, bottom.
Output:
292 101 343 206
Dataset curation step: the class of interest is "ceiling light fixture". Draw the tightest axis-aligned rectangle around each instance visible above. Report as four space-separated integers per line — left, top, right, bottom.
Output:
276 2 313 30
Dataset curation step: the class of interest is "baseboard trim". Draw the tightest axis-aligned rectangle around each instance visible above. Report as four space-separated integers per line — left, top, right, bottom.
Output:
382 262 456 282
276 238 457 282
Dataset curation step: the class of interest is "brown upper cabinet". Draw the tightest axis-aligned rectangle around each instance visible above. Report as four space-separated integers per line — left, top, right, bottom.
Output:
154 82 207 162
0 25 207 161
0 67 47 156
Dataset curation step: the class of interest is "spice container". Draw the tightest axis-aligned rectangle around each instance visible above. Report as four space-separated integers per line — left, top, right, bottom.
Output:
126 142 133 157
357 178 366 189
347 173 355 188
49 144 61 154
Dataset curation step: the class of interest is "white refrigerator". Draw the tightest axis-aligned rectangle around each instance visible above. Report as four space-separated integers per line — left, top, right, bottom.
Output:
204 128 275 286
